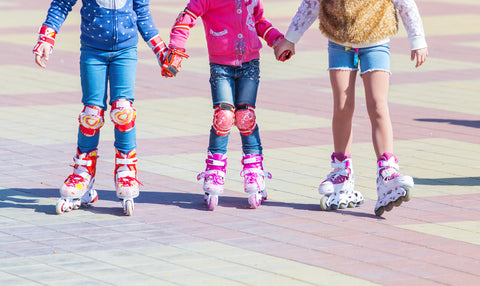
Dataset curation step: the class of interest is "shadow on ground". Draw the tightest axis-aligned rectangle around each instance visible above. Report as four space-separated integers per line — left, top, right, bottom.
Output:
415 118 480 128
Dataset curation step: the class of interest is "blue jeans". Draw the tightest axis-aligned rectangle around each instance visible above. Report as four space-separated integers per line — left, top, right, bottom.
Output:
208 59 262 155
328 41 391 75
78 45 137 154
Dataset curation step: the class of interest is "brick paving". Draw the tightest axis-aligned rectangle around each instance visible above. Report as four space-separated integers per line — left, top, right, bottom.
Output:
0 0 479 285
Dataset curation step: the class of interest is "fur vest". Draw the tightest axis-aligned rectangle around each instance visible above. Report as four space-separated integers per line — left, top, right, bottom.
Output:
319 0 398 46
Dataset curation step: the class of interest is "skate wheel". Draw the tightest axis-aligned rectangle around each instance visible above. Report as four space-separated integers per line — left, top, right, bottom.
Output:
248 193 262 209
72 199 81 210
385 202 394 212
403 188 412 202
375 206 385 217
207 195 218 211
125 200 134 216
348 202 357 208
261 190 268 201
320 196 330 211
56 199 67 214
339 203 348 209
393 197 403 207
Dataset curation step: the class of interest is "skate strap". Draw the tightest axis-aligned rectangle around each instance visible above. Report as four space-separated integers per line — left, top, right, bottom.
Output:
327 168 349 179
117 170 136 179
206 158 226 167
73 156 93 167
116 157 137 165
378 158 399 170
242 156 262 165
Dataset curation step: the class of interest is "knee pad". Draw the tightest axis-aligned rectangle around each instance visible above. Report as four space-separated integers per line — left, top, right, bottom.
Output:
110 99 136 132
212 103 235 136
78 105 105 137
235 104 256 136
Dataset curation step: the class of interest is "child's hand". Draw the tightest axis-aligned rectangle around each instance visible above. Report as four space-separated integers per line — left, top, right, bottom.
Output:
411 47 428 68
147 35 167 67
33 25 56 69
162 48 189 78
34 45 51 69
274 38 295 62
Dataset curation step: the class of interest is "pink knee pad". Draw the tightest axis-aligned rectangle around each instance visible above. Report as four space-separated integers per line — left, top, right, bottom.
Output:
110 99 136 132
235 104 256 136
78 105 105 136
212 103 235 136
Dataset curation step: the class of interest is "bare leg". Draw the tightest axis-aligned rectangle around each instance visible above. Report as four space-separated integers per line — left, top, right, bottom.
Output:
362 71 393 158
329 69 357 155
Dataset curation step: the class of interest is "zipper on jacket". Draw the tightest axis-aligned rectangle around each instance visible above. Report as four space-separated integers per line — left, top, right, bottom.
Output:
113 0 118 50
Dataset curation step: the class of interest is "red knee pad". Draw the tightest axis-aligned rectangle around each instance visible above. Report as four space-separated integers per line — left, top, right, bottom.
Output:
78 105 105 137
110 99 136 132
212 103 235 136
235 104 256 136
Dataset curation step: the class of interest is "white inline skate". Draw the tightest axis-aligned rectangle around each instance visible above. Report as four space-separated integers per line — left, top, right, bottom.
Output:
240 153 272 209
115 149 141 216
319 153 364 211
374 153 413 216
197 152 227 211
56 149 99 214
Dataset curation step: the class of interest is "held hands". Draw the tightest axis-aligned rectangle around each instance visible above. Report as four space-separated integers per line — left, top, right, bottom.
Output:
273 37 295 62
161 48 189 78
33 25 57 69
411 47 428 68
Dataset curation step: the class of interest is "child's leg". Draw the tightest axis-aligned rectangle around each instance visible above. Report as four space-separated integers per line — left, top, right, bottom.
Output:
358 43 392 158
235 59 271 208
198 63 236 210
108 47 139 215
57 46 108 214
318 42 363 211
362 70 393 158
329 69 356 155
78 46 109 153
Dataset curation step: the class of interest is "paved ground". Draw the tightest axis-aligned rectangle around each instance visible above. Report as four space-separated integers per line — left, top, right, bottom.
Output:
0 0 479 285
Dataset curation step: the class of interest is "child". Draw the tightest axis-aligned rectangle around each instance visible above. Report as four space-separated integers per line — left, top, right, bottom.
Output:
274 0 428 216
162 0 284 210
34 0 168 216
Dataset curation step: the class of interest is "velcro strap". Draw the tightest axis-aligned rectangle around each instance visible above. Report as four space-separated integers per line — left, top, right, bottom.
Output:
117 170 136 178
116 158 137 165
73 157 92 167
207 158 226 167
243 156 262 164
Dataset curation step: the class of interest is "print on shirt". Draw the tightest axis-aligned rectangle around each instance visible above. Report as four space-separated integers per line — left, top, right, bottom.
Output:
96 0 127 9
246 0 258 32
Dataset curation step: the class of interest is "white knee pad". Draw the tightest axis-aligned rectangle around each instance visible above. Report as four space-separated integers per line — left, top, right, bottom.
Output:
78 105 105 137
235 104 256 136
212 103 235 136
110 99 136 132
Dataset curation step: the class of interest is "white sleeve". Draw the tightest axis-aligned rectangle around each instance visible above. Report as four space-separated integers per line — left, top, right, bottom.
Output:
393 0 428 50
284 0 320 44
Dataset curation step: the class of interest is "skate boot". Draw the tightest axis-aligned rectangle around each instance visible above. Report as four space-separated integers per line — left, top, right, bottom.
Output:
115 149 141 216
240 153 272 209
374 153 413 216
197 152 227 211
56 149 99 214
318 153 364 211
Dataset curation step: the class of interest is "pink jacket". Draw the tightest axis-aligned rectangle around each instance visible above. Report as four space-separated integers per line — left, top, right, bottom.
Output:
169 0 283 66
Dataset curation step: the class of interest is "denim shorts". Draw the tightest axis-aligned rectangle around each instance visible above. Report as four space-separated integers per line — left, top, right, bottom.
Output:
328 41 391 75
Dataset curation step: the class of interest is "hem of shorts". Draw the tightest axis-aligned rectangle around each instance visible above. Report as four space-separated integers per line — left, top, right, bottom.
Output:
360 68 391 75
327 67 358 72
